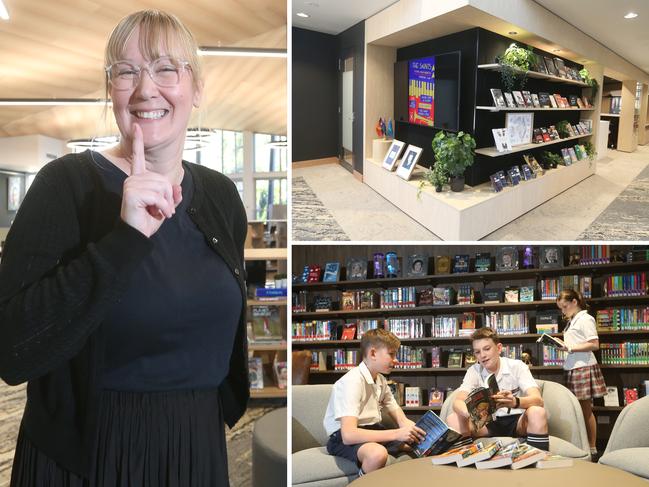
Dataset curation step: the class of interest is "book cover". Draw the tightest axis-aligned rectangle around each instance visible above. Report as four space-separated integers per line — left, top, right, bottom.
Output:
535 454 574 469
603 386 620 407
531 93 541 107
465 374 499 431
504 287 519 302
536 333 566 349
540 127 551 142
490 173 504 193
430 444 474 465
512 91 526 107
248 357 264 389
492 128 511 152
507 167 521 186
520 286 535 301
568 147 578 163
412 410 463 457
521 164 534 181
553 58 567 78
521 91 533 107
405 386 421 407
504 92 516 108
548 94 558 108
544 57 558 76
323 262 340 282
457 440 502 467
251 305 283 342
561 148 572 165
490 88 507 108
482 288 503 303
538 92 551 108
475 441 520 469
429 388 445 407
510 444 547 469
624 387 638 405
568 94 579 107
475 253 491 272
341 323 357 340
533 128 544 143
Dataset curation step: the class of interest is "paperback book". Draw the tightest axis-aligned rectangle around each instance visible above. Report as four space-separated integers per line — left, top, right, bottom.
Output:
504 92 516 108
430 444 474 465
490 88 507 108
412 410 464 457
536 333 566 349
456 440 502 467
492 128 512 152
465 373 499 430
511 444 547 469
535 453 574 469
512 91 526 107
475 441 520 469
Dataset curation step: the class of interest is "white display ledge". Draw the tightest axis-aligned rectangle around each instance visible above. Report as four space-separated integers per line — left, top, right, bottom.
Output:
477 64 590 87
476 106 595 112
363 157 595 241
475 133 592 157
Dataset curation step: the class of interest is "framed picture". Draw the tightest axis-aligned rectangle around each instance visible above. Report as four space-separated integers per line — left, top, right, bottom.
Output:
396 144 423 181
322 262 340 282
447 351 464 368
407 254 428 277
539 246 564 268
7 176 22 211
505 112 534 146
382 139 406 171
346 258 367 280
496 246 519 271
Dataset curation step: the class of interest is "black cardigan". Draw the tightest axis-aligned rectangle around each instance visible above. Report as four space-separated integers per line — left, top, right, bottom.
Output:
0 151 249 476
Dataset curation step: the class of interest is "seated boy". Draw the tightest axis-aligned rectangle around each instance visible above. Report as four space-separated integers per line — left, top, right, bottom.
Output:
446 327 549 451
323 328 426 476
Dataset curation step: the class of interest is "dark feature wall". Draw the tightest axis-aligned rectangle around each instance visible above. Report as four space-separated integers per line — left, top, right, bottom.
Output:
292 28 338 162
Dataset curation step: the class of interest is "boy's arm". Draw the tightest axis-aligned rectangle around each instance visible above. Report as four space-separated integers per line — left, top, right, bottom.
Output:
452 390 470 418
340 416 426 446
387 406 413 428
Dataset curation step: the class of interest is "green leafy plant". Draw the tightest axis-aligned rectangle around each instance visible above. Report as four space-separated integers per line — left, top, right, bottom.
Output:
542 151 563 168
497 43 538 91
431 130 476 178
418 164 448 195
584 141 597 161
555 120 571 139
579 68 599 99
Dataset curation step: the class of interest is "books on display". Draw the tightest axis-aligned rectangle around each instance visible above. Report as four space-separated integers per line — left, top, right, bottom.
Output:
430 444 474 465
456 440 502 467
603 386 620 407
492 128 511 152
475 441 521 469
535 453 574 469
465 373 499 431
490 88 507 108
412 410 463 457
504 92 516 108
511 444 547 469
512 91 526 107
405 386 422 407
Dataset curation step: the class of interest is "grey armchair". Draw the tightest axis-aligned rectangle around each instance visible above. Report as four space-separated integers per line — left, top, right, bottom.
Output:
599 395 649 479
439 379 590 459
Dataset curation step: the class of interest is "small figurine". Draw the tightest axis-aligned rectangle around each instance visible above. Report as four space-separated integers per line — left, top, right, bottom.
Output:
375 117 384 137
386 118 394 138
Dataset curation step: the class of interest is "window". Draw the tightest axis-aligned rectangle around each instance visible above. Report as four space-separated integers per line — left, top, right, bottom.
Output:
254 134 287 172
253 133 287 221
255 178 287 220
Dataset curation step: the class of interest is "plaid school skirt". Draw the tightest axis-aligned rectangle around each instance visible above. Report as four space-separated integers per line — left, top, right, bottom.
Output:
565 364 607 400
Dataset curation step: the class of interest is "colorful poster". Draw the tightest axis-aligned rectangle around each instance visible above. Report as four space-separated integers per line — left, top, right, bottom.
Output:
408 57 435 127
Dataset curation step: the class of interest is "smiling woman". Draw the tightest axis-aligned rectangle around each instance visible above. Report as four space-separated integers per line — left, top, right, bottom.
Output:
0 10 249 487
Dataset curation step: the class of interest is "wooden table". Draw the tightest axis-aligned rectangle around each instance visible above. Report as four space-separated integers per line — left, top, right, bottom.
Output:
349 457 648 486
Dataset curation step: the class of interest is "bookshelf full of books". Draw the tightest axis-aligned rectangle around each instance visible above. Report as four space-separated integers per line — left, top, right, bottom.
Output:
292 244 649 447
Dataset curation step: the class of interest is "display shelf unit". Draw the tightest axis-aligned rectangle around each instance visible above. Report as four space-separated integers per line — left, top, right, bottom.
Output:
477 63 590 87
476 106 595 112
474 133 592 157
246 246 287 400
293 245 649 442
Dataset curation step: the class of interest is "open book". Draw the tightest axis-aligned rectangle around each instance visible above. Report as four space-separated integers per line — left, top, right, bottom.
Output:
412 410 463 457
465 373 499 431
536 333 566 349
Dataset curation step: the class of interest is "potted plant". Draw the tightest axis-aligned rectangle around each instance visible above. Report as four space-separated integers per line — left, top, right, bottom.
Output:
579 68 599 100
555 120 571 139
584 141 597 161
497 43 538 91
431 130 476 192
419 163 448 194
541 151 563 168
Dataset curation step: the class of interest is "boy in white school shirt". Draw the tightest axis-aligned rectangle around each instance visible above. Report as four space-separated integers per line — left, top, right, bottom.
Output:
323 328 426 476
446 327 550 451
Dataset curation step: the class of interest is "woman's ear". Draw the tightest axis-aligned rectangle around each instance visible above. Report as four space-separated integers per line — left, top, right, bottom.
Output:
193 79 204 108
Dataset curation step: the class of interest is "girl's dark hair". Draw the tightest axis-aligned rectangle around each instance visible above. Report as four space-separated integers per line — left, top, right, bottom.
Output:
557 289 588 310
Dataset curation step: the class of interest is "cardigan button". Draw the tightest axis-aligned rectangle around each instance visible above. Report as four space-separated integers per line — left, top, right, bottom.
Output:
188 207 197 215
211 237 218 245
234 268 240 276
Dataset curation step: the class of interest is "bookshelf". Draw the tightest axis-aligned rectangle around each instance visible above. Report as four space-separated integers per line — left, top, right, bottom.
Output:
246 246 287 400
474 133 592 157
292 244 649 447
477 64 590 87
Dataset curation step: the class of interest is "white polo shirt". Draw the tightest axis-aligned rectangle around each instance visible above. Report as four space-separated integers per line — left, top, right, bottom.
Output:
458 356 538 417
563 309 598 370
323 361 399 436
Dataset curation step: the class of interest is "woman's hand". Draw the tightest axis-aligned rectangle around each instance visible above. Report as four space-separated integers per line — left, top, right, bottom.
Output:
120 124 183 237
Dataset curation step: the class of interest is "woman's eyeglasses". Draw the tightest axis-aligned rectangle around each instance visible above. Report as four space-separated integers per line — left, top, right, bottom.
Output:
106 57 191 90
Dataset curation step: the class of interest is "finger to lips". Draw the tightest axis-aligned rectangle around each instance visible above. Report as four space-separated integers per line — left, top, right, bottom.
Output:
131 123 146 175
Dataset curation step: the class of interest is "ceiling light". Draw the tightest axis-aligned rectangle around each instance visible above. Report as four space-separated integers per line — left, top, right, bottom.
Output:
624 12 638 19
508 31 518 35
0 98 110 106
296 12 310 18
66 136 119 150
0 0 9 20
184 127 219 151
197 47 287 58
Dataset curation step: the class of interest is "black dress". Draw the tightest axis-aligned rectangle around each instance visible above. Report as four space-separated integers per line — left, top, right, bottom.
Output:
11 154 242 486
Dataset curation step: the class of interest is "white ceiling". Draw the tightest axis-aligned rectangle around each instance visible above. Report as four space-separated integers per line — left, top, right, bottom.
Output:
292 0 398 35
0 0 286 144
533 0 649 75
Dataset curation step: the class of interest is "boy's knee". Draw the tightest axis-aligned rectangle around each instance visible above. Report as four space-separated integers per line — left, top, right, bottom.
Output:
526 406 548 426
359 443 389 470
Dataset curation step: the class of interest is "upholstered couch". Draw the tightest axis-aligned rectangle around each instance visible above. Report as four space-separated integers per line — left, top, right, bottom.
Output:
293 379 589 486
440 379 590 460
598 395 649 479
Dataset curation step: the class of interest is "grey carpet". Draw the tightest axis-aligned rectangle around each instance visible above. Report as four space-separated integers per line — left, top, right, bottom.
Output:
579 163 649 240
292 177 350 241
0 382 276 487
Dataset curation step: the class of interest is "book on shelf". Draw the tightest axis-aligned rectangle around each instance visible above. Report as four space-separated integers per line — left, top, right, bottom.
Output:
248 357 264 389
474 441 520 469
340 323 357 340
504 287 519 303
532 128 543 143
561 148 572 165
511 443 547 469
544 57 559 76
412 410 463 457
405 386 422 407
250 305 283 342
568 94 579 107
490 88 507 108
482 288 503 304
603 386 620 407
255 287 287 299
273 358 288 389
535 453 574 469
512 90 526 107
520 286 535 302
492 128 512 152
548 94 558 108
429 388 445 407
536 324 559 334
624 387 639 405
536 333 566 349
540 127 551 142
504 92 516 108
531 93 541 107
465 373 499 431
456 440 502 467
553 57 567 78
521 91 533 107
388 380 406 406
538 92 552 108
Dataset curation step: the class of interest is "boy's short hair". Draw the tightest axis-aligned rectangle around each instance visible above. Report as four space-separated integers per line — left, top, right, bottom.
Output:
470 327 501 345
360 328 400 357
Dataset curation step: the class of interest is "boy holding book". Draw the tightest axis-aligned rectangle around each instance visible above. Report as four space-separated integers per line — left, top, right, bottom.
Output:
446 327 550 451
323 328 426 476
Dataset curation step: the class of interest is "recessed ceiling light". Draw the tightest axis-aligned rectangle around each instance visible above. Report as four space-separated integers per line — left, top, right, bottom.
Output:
0 0 10 20
297 12 310 18
508 31 517 35
624 12 638 19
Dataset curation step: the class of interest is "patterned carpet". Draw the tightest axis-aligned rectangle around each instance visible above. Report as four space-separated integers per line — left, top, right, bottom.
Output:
579 163 649 240
292 177 350 241
0 382 277 487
